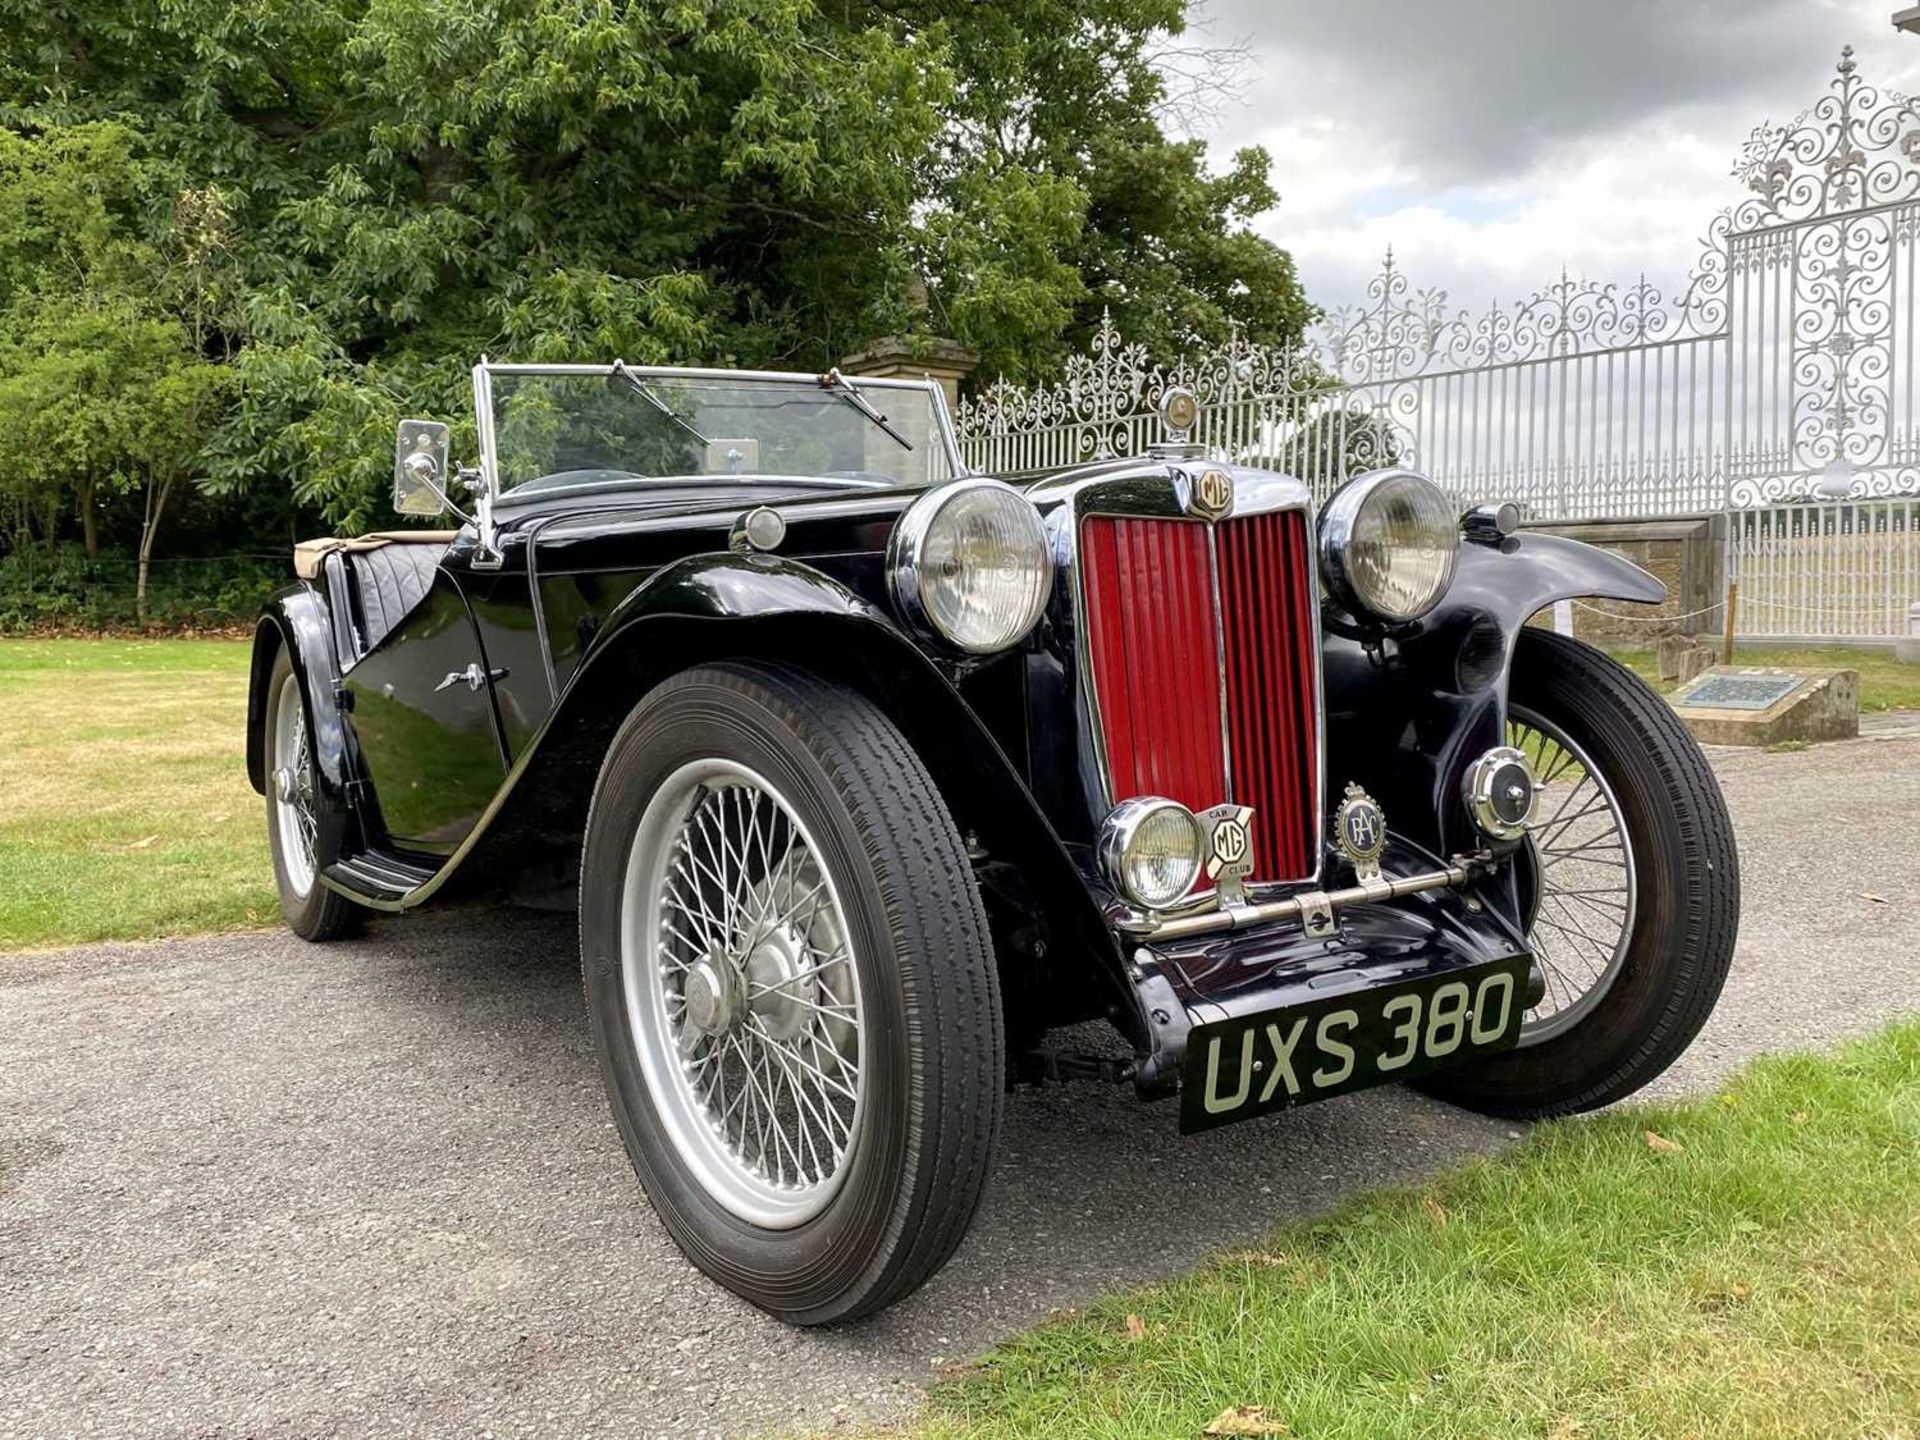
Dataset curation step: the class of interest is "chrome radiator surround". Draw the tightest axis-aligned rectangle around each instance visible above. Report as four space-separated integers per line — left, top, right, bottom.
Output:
1026 461 1327 899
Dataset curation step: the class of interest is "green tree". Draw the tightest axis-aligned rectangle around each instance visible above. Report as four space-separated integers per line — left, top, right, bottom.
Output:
902 0 1314 376
0 298 228 619
1 0 1314 538
0 122 235 611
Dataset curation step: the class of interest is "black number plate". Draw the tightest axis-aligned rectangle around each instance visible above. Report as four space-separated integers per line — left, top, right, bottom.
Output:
1178 954 1530 1134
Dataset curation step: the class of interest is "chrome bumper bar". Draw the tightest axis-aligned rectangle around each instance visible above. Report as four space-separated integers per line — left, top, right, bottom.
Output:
1118 851 1501 943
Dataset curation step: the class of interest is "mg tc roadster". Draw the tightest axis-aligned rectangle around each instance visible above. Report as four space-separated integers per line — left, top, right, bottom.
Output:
248 360 1738 1323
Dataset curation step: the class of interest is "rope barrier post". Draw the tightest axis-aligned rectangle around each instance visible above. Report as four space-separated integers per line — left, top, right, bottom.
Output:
1721 580 1738 666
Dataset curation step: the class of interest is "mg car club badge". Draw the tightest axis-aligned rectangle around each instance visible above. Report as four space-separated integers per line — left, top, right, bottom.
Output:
1197 803 1255 902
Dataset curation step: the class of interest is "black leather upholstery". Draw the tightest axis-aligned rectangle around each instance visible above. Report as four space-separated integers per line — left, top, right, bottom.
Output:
346 542 448 653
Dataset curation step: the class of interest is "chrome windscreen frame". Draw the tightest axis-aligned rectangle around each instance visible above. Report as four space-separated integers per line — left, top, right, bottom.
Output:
1026 461 1328 914
469 360 968 509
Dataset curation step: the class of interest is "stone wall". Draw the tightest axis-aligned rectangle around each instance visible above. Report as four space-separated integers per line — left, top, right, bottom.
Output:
1523 514 1726 649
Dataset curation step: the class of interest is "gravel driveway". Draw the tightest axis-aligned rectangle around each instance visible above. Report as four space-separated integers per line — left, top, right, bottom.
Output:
5 730 1918 1439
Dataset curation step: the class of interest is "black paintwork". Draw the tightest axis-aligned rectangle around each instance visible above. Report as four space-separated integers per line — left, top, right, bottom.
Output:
246 454 1664 1105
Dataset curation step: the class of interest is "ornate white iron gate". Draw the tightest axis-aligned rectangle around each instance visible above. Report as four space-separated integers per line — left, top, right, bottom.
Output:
955 49 1920 642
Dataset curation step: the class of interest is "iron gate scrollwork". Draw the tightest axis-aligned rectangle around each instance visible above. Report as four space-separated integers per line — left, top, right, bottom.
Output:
955 47 1920 638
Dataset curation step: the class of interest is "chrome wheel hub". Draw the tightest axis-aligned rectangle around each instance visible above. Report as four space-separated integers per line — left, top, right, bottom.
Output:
681 954 744 1038
621 759 867 1229
745 923 818 1043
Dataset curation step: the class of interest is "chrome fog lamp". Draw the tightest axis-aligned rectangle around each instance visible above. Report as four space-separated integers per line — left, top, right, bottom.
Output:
1099 797 1204 911
1463 745 1541 841
887 478 1051 654
1319 469 1459 623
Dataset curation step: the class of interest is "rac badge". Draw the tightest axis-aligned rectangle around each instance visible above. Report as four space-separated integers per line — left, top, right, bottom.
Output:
1197 803 1255 903
1334 782 1387 882
1190 466 1234 520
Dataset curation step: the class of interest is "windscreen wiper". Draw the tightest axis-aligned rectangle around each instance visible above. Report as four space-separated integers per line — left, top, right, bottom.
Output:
610 360 711 446
819 367 912 450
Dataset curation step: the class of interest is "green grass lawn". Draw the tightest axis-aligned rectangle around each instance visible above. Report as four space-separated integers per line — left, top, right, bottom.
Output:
882 1023 1920 1440
1609 643 1920 711
0 636 273 949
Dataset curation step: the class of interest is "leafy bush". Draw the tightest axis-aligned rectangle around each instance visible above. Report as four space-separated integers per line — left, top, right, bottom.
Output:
0 545 286 633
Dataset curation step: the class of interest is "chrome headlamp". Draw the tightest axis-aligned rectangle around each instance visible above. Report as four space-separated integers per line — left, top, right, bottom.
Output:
1319 469 1459 623
1099 797 1204 911
887 478 1051 654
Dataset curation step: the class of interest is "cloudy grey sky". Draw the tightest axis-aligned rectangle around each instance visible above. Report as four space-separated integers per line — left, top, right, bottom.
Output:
1179 0 1920 317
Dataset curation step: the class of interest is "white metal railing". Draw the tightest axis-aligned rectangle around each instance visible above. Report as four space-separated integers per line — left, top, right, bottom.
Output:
1731 500 1920 640
955 49 1920 640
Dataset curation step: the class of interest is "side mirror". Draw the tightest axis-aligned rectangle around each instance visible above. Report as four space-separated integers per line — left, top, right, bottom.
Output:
394 420 451 516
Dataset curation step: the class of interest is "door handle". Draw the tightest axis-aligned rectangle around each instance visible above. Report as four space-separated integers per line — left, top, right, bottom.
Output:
435 663 507 693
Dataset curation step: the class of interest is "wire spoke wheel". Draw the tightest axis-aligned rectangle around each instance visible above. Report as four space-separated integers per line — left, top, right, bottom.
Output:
1507 703 1637 1045
1423 632 1734 1118
621 758 866 1229
271 674 320 897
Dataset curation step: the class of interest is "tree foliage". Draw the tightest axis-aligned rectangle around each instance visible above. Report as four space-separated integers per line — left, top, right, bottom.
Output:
0 0 1312 554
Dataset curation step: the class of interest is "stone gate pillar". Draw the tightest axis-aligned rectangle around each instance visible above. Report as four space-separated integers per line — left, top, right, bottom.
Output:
838 336 978 415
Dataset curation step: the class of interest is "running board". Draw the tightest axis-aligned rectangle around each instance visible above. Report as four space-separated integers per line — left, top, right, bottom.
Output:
323 850 442 908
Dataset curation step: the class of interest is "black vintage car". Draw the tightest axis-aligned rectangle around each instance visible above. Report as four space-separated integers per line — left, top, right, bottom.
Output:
248 360 1738 1323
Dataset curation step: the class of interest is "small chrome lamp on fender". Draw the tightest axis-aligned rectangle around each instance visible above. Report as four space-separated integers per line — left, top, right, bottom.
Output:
1463 745 1542 843
1099 797 1205 911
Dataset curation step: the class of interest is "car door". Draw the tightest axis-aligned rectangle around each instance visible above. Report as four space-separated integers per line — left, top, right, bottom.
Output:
343 565 507 855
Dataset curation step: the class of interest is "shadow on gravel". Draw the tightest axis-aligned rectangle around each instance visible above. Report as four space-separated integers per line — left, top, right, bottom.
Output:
316 903 1516 1399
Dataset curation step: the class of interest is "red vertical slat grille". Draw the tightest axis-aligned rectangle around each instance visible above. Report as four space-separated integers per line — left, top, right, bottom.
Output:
1217 509 1318 881
1080 517 1225 815
1080 508 1319 887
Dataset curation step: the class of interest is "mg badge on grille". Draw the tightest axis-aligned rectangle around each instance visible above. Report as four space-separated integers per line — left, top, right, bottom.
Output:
1198 803 1255 903
1334 783 1387 882
1189 466 1234 520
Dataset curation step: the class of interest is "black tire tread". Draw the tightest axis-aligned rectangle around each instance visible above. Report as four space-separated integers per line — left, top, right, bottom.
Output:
264 651 362 943
745 662 1003 1317
1425 629 1739 1118
581 661 1002 1323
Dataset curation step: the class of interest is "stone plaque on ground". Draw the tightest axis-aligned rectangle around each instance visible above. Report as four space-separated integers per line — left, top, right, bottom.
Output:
1670 666 1859 746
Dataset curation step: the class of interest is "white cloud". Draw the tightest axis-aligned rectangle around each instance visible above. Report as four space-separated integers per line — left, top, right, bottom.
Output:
1180 0 1920 317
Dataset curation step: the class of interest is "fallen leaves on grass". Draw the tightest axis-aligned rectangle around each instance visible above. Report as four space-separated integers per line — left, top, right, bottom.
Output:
1125 1314 1147 1342
1222 1250 1288 1269
1700 1280 1754 1312
1644 1130 1683 1154
1203 1404 1287 1436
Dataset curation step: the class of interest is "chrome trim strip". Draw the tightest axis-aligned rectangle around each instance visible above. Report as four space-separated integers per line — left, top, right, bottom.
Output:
470 361 505 568
477 361 942 389
1206 526 1234 803
1119 852 1496 942
495 472 896 509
